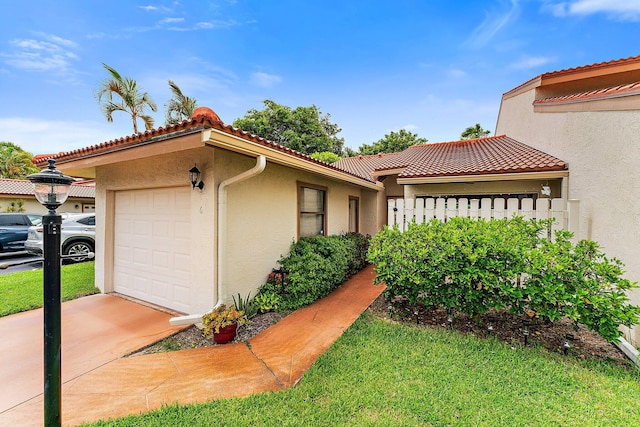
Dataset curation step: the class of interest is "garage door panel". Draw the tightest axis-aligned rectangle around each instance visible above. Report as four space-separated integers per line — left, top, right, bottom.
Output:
114 188 192 313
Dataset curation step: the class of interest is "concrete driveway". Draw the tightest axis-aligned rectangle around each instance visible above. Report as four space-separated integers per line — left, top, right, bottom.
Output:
0 294 185 415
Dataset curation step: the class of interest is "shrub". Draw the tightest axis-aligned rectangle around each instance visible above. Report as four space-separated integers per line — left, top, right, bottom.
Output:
271 233 371 311
368 217 639 342
254 291 281 313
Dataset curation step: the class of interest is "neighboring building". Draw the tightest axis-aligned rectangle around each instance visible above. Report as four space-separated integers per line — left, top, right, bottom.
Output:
0 178 95 214
495 55 640 344
35 107 382 324
335 135 569 224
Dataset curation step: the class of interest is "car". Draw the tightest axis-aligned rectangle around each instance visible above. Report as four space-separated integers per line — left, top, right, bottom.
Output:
0 213 43 252
24 213 95 262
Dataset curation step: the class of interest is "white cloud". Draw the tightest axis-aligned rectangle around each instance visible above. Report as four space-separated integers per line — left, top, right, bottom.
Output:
160 17 184 24
546 0 640 21
1 34 79 74
0 117 130 156
465 0 521 48
140 5 158 11
250 72 282 88
510 55 553 69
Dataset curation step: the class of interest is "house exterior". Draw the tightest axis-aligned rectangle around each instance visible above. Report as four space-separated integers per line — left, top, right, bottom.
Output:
0 178 95 214
495 55 640 344
335 135 569 218
35 107 382 324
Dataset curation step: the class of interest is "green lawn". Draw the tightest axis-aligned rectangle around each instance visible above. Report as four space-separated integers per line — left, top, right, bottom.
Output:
0 261 98 317
86 313 640 427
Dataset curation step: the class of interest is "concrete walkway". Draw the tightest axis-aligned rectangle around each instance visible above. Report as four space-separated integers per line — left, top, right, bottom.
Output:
0 265 383 426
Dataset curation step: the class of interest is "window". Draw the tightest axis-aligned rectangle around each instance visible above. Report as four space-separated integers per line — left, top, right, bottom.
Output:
349 197 359 233
298 183 327 238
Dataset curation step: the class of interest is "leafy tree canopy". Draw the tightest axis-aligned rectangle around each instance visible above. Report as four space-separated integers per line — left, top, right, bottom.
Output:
310 151 341 164
0 142 39 179
460 123 491 140
233 100 345 155
357 129 428 155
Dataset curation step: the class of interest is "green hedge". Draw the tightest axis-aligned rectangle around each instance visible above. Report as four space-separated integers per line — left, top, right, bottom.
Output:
263 233 371 311
367 217 640 342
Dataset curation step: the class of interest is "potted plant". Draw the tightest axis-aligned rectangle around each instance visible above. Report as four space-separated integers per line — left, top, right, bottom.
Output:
202 304 247 344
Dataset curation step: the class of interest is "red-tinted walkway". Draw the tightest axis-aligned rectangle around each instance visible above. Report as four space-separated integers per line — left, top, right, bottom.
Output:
0 265 383 426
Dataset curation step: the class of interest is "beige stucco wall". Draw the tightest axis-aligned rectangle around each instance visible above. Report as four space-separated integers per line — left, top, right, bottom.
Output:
0 197 92 215
218 148 379 305
496 90 640 343
90 142 379 316
94 146 216 314
403 179 563 200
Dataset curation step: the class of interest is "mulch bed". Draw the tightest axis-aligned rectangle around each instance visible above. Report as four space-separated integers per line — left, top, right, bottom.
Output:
367 294 631 366
130 295 633 368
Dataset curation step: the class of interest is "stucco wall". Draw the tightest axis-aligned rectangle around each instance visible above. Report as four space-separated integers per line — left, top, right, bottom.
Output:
94 147 216 314
92 144 379 315
496 91 640 343
218 148 379 305
0 197 92 215
403 179 563 200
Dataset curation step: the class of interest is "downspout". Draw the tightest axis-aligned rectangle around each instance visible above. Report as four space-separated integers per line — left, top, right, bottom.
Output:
170 155 267 326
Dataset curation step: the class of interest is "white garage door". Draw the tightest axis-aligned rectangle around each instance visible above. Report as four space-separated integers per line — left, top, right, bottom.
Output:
114 188 192 313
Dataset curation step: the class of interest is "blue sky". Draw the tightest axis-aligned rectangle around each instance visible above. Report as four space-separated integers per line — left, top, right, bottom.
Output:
0 0 639 156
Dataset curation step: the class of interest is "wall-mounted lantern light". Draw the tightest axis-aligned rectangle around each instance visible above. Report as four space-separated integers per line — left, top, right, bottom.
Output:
189 163 204 190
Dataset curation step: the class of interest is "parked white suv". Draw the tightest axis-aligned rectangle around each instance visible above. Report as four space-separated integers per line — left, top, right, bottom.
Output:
24 213 95 262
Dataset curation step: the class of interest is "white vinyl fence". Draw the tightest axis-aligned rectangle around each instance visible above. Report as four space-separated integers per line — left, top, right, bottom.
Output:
388 197 580 239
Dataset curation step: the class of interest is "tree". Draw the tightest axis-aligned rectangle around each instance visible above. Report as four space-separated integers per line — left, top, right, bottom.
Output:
461 123 491 140
0 142 39 179
357 129 428 155
310 151 341 164
164 80 198 125
95 63 157 133
233 100 345 155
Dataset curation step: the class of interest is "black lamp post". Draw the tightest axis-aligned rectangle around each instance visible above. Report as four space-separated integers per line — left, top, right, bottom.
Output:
28 159 74 427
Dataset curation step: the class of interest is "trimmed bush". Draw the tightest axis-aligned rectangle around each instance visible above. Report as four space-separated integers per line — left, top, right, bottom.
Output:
368 217 640 342
265 233 371 311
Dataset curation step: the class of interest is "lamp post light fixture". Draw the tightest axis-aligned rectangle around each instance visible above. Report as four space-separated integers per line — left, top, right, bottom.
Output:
189 163 204 190
28 159 74 427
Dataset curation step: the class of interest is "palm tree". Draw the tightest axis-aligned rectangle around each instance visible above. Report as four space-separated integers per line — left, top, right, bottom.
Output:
95 63 157 134
164 80 198 125
461 123 491 140
0 142 39 179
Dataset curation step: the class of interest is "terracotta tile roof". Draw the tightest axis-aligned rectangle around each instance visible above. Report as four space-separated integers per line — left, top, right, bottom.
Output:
33 107 371 185
336 136 567 180
504 55 640 96
334 152 400 181
533 81 640 105
540 55 640 79
0 178 96 198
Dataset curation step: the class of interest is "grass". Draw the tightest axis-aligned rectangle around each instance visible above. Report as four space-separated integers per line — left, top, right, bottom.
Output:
0 261 98 317
85 313 640 426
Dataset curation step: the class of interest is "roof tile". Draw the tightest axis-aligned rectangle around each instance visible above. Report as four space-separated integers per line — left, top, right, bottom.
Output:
336 136 567 180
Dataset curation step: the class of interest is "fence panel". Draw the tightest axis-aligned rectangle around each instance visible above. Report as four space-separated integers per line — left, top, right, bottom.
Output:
387 197 580 239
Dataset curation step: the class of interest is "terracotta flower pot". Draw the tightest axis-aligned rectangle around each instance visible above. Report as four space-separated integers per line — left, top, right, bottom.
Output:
213 322 238 344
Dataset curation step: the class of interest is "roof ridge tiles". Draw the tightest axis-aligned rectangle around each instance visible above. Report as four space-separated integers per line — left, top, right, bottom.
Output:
534 80 640 104
541 55 640 78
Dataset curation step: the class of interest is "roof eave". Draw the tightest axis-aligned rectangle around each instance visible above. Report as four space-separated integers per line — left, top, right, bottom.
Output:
397 170 569 185
203 128 384 192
